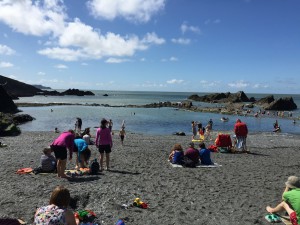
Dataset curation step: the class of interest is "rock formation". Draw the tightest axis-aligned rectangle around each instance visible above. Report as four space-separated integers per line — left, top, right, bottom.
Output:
61 89 95 96
0 74 42 97
188 91 250 103
265 97 297 110
0 85 18 113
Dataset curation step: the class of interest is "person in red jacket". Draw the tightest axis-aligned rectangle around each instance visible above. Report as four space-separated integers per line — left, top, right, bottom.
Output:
234 119 249 152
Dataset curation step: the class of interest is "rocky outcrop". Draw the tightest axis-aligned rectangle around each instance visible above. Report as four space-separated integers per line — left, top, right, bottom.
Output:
0 75 43 97
254 95 297 110
0 85 18 113
255 95 275 105
265 97 297 110
188 91 250 103
61 89 95 96
13 114 35 125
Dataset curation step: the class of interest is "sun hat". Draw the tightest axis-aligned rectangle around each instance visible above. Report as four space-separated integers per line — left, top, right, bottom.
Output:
285 176 300 189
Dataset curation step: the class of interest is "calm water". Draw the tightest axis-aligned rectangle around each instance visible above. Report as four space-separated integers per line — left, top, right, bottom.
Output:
15 91 300 135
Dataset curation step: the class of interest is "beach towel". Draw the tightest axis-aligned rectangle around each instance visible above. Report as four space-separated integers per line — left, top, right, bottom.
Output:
168 161 221 168
65 168 90 177
16 168 33 174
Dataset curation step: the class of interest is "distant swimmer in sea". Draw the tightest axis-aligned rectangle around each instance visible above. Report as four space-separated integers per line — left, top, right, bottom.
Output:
273 120 281 132
221 117 229 122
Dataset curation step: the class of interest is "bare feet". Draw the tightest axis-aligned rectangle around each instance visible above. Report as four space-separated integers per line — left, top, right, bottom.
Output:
266 206 274 213
60 174 71 179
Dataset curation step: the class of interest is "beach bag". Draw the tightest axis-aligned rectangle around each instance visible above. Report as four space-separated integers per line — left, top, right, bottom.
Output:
182 156 196 168
215 134 232 148
89 159 99 175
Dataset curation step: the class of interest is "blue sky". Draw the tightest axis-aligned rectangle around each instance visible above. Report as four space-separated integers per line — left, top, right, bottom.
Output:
0 0 299 94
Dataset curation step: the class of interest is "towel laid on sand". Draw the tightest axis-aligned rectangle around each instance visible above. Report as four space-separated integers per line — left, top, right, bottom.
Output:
169 161 222 168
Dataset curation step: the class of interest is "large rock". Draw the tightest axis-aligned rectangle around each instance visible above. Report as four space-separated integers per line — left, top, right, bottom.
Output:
0 74 42 97
61 89 95 96
188 91 250 103
255 95 275 105
0 85 18 113
265 97 297 110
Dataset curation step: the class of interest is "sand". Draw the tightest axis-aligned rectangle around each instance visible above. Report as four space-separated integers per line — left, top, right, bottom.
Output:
0 130 300 225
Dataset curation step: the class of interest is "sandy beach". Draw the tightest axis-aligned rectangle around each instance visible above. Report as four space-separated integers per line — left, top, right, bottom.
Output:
0 130 300 225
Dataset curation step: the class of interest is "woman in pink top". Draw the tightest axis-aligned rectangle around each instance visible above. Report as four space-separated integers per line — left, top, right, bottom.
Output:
95 118 113 171
50 130 75 178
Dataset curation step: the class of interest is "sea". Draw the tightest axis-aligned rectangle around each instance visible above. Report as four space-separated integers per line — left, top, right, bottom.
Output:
15 90 300 136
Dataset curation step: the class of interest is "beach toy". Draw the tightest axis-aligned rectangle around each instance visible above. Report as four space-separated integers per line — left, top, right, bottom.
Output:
116 219 125 225
74 210 96 223
133 198 148 209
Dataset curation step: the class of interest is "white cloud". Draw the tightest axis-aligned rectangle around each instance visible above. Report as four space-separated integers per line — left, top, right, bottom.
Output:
54 64 68 69
0 44 15 55
200 80 220 87
253 83 269 89
105 58 130 63
37 71 46 76
0 1 166 62
39 47 84 61
167 79 184 84
181 23 201 34
38 19 164 61
86 0 166 23
161 57 178 62
8 75 17 79
142 32 165 45
81 62 88 66
0 0 66 36
228 80 249 88
140 81 166 88
171 38 191 45
0 61 14 68
140 58 146 62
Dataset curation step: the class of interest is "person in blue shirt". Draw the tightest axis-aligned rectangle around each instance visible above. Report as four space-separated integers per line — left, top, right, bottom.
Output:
168 143 184 165
74 138 91 169
199 143 214 165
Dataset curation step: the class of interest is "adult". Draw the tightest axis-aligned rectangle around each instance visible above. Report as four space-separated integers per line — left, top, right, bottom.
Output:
199 143 213 165
168 143 184 165
266 176 300 225
50 130 75 178
234 119 248 152
191 121 197 139
74 138 91 169
95 118 113 171
184 142 199 165
34 186 78 225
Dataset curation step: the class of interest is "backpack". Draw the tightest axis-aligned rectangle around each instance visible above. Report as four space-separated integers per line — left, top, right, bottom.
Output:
182 156 196 168
89 159 100 175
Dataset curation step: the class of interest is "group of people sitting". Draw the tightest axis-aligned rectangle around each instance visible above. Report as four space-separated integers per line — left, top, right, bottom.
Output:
168 142 213 166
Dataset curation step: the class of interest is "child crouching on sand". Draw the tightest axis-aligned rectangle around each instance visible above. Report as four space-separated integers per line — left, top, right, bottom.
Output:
266 176 300 225
40 147 57 173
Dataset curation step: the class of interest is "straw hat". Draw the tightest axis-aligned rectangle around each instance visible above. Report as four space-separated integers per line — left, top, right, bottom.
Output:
285 176 300 189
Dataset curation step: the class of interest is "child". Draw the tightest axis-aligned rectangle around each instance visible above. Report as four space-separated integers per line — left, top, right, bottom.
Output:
119 127 126 146
40 147 56 173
